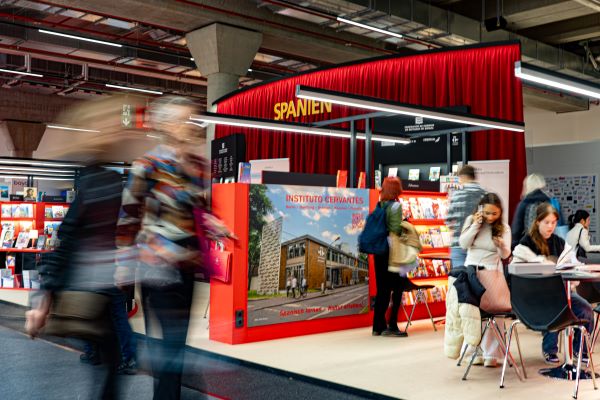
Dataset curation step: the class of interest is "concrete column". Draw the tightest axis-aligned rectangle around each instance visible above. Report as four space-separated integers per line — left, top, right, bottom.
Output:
186 23 262 159
0 120 46 158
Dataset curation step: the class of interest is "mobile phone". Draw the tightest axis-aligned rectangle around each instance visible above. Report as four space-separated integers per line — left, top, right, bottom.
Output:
478 205 483 214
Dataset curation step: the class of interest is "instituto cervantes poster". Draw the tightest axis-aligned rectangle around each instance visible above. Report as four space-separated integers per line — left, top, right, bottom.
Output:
248 184 370 327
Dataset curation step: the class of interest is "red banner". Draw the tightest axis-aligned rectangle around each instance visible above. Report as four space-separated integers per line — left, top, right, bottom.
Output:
215 42 524 216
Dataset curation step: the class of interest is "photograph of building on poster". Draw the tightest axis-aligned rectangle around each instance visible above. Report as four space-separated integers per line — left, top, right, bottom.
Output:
248 184 371 327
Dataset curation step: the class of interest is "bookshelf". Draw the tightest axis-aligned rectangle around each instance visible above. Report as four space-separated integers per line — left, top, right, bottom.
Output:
0 201 69 290
399 190 450 323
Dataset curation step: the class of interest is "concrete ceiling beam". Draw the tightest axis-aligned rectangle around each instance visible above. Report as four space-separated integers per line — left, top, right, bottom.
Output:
501 0 596 30
519 13 600 44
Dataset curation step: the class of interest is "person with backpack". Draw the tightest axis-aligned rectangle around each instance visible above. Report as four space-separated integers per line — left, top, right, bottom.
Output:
446 165 486 270
361 177 409 337
511 173 563 249
566 210 600 262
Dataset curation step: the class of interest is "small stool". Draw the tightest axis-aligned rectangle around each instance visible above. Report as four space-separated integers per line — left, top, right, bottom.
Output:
402 280 437 332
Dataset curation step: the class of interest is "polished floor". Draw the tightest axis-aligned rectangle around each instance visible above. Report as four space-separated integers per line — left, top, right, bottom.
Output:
2 285 600 399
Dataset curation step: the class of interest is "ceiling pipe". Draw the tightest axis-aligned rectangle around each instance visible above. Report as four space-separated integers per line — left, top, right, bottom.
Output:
0 44 206 86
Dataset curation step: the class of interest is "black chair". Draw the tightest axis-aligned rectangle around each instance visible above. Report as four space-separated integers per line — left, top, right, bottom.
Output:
577 282 600 353
401 280 437 332
457 311 526 383
502 274 597 399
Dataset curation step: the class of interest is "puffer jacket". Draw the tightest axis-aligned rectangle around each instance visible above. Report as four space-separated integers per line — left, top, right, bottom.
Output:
444 276 482 359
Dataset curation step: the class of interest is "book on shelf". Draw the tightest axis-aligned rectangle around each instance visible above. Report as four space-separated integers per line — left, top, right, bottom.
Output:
374 170 382 190
9 195 23 201
401 197 449 220
409 198 423 219
47 230 59 249
408 169 420 181
11 204 33 218
44 207 53 219
237 162 251 184
6 255 15 270
1 204 11 218
429 167 441 181
440 226 452 247
51 206 65 219
429 228 444 248
15 231 30 249
36 235 46 250
419 198 435 219
357 172 366 189
406 258 451 278
0 224 14 248
388 167 398 177
44 221 61 235
23 187 37 202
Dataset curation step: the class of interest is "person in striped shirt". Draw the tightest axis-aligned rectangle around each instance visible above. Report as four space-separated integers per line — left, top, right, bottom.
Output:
445 165 486 270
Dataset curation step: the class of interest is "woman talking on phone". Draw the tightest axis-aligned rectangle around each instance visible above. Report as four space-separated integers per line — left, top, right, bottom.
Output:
459 193 511 367
513 203 594 364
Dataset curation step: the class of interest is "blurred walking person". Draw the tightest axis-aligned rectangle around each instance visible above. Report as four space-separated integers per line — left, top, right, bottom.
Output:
116 96 214 400
25 96 142 399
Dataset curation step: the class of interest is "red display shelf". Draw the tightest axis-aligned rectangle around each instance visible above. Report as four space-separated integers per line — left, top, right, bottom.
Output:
419 253 450 259
44 218 64 222
419 247 450 254
1 217 35 221
408 219 446 226
401 191 447 198
409 276 448 286
0 248 51 253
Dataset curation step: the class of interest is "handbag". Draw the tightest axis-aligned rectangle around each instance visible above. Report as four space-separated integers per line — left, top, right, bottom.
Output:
44 291 111 340
388 221 423 272
207 242 233 283
477 266 511 313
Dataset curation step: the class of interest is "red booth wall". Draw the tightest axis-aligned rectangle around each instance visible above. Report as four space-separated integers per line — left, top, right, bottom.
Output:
215 41 525 216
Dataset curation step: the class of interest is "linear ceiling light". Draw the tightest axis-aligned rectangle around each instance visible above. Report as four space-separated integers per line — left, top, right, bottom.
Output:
39 29 122 48
296 85 525 132
105 83 163 95
0 68 43 77
515 61 600 100
189 113 411 144
47 125 100 133
337 17 403 39
0 166 74 174
0 159 83 168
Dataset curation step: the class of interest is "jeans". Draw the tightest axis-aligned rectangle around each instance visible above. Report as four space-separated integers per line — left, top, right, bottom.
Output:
542 293 594 355
142 271 194 400
450 247 467 270
84 287 136 362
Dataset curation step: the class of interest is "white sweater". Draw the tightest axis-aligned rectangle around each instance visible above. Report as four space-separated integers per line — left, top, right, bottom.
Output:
459 215 512 270
566 223 600 253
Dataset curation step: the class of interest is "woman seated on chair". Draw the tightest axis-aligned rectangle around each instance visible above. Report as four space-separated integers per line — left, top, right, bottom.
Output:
513 203 594 365
566 209 600 264
459 192 511 368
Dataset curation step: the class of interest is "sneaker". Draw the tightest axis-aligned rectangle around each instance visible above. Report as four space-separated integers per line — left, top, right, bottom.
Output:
372 330 382 336
381 328 408 337
484 357 498 368
472 355 485 366
117 358 138 375
543 352 560 364
574 353 589 364
80 352 101 365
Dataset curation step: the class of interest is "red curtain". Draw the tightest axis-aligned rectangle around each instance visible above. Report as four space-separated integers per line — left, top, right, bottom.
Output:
216 42 524 216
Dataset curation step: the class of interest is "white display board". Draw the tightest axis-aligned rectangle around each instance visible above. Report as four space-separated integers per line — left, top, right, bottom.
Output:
249 158 290 184
469 160 510 223
545 175 597 241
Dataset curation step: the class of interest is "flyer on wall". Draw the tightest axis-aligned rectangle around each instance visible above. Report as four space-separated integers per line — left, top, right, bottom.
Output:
247 184 370 327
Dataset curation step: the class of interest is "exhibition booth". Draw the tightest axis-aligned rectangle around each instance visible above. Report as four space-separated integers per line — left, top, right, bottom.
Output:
204 41 524 345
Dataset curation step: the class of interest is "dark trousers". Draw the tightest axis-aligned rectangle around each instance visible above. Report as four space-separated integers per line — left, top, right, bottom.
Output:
90 297 120 400
373 251 407 332
142 272 194 400
85 287 136 362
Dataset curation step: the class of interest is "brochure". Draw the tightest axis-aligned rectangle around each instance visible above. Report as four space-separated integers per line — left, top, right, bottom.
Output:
408 169 420 181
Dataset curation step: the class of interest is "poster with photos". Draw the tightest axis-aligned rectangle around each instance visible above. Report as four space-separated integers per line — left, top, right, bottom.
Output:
545 175 597 241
